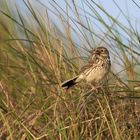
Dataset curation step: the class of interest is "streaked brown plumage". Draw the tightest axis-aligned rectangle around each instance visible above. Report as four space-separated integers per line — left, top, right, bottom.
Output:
61 47 111 89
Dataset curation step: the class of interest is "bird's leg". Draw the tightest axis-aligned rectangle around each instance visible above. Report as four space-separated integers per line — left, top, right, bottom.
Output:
90 81 100 93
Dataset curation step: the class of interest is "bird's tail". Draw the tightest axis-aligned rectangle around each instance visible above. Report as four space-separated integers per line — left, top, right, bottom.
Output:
61 76 78 89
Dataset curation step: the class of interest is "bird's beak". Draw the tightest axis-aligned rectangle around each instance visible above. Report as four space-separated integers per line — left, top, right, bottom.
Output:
89 50 93 54
89 50 96 54
95 50 100 55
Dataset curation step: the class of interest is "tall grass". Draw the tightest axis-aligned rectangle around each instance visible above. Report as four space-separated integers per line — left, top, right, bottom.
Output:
0 0 140 139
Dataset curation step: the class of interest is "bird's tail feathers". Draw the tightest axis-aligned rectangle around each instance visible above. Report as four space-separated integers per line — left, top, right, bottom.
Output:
61 76 78 89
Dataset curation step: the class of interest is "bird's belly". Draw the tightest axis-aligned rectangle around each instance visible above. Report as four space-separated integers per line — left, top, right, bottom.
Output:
85 67 107 83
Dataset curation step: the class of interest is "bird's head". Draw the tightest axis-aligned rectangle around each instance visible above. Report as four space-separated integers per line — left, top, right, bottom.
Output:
89 47 109 59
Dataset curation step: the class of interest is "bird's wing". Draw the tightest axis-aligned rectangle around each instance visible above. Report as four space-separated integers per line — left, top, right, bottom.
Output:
80 59 98 73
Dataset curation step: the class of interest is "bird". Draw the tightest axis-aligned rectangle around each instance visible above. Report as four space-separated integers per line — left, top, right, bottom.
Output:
61 47 111 90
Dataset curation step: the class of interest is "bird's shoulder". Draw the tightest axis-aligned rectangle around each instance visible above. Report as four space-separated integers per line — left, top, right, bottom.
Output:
80 57 99 72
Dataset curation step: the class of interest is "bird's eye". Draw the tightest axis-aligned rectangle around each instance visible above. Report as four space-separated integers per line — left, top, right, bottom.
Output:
101 49 104 52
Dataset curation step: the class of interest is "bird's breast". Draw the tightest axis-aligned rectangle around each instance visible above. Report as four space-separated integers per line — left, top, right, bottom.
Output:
86 59 110 83
85 66 107 83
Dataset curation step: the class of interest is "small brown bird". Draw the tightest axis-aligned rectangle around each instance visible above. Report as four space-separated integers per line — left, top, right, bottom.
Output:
61 47 111 89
